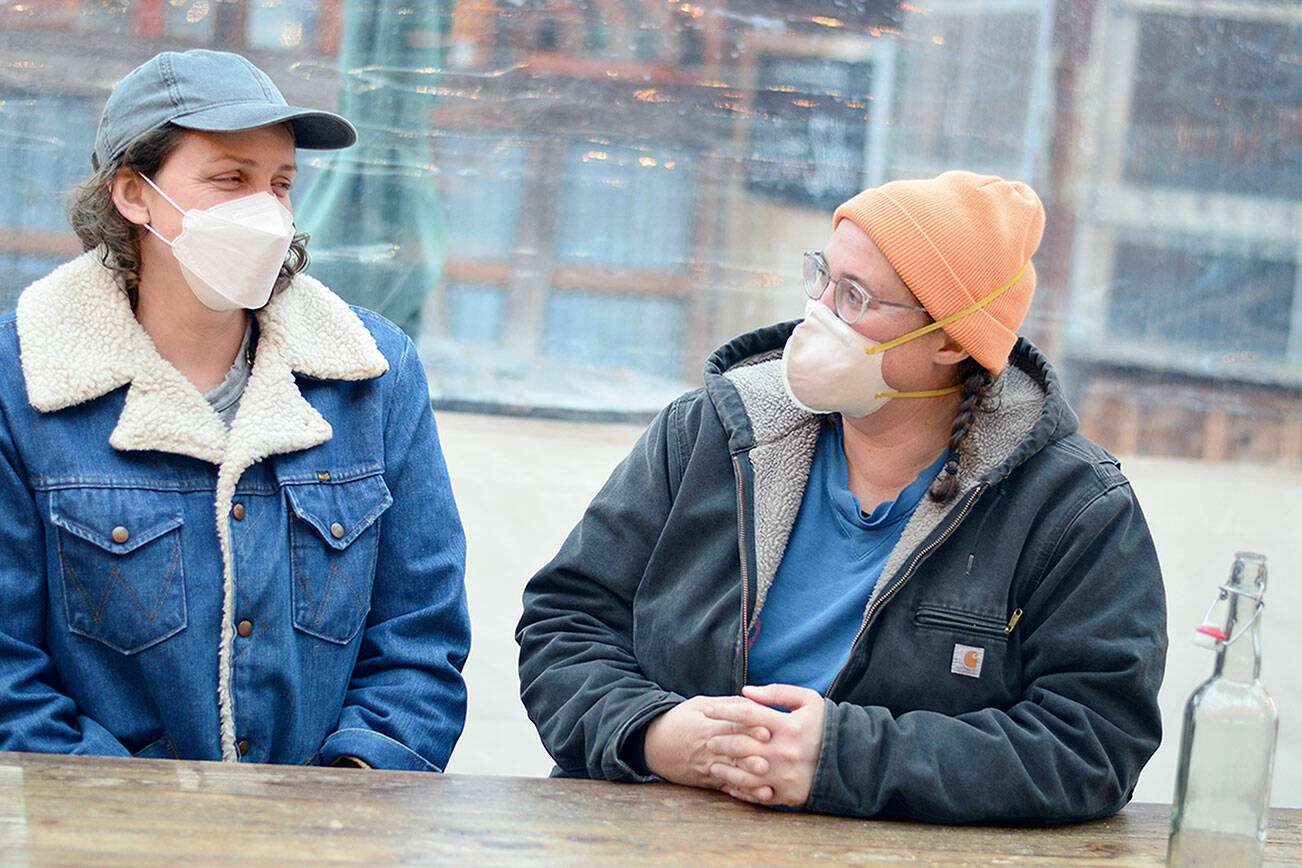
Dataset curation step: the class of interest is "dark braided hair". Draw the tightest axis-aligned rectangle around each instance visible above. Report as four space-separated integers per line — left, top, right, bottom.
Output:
928 358 1000 502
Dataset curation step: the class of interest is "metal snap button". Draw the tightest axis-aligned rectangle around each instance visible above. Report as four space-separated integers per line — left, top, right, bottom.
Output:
238 739 251 756
330 522 345 539
237 620 253 638
232 503 246 520
111 526 129 544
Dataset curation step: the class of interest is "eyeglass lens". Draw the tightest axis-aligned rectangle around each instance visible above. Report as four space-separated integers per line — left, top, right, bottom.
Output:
803 253 867 324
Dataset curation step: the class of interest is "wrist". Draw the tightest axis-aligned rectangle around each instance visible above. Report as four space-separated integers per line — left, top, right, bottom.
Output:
641 708 677 779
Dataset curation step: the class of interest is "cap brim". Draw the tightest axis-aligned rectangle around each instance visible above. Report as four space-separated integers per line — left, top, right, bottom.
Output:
172 103 357 150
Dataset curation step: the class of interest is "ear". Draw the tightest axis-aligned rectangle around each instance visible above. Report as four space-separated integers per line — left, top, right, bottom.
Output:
931 331 971 367
109 169 151 226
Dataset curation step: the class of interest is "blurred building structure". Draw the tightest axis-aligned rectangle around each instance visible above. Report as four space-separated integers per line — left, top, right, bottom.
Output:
1062 1 1302 466
0 0 1298 462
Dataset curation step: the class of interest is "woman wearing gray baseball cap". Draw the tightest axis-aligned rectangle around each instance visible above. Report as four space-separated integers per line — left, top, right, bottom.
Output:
0 50 471 772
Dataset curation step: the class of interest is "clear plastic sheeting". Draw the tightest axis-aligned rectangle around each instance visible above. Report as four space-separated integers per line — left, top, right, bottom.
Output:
0 0 1298 450
295 0 448 341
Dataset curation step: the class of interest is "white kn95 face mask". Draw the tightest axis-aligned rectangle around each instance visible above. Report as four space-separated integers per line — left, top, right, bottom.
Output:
139 173 295 311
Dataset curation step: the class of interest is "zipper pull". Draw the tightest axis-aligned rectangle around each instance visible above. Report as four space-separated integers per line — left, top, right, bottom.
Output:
1004 608 1023 634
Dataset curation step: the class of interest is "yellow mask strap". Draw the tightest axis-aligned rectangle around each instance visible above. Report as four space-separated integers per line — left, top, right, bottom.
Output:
873 384 963 401
864 259 1031 355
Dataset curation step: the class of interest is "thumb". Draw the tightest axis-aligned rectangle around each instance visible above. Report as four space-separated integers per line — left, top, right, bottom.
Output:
742 682 818 710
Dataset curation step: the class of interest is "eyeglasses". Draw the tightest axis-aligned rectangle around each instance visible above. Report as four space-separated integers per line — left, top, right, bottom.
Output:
803 251 929 324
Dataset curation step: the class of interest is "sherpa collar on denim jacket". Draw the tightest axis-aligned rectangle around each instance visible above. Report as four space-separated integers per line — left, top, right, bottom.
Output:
14 250 389 760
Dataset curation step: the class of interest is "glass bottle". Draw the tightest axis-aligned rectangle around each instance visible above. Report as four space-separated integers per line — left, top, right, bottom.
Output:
1167 552 1278 867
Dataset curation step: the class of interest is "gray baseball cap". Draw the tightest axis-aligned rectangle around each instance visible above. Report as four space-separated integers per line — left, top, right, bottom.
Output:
93 49 356 168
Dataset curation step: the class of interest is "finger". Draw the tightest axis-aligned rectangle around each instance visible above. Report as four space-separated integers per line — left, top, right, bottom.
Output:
717 779 775 805
708 749 765 775
720 785 764 805
705 743 771 777
702 700 778 729
696 717 772 746
705 734 771 767
725 785 774 804
708 761 770 791
708 717 773 739
702 718 772 742
742 682 819 710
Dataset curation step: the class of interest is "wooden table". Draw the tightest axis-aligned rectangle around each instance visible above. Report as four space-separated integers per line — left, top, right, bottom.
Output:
0 751 1298 865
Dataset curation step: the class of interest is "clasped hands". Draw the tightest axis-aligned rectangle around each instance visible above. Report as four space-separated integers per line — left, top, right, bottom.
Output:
642 683 825 807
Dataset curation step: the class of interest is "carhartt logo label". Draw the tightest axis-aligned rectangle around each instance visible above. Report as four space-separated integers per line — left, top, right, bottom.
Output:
951 644 984 678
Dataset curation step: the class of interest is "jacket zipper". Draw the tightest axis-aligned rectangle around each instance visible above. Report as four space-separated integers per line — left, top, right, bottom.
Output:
732 455 752 686
826 483 986 697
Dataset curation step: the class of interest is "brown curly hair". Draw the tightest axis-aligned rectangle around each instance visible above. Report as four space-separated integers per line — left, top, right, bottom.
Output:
67 123 309 310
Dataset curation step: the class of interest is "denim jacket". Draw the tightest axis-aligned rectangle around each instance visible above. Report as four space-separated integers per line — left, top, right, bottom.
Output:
0 252 470 771
518 322 1167 822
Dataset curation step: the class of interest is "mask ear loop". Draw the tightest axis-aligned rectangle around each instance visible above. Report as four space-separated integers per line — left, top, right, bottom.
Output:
134 171 186 247
864 259 1031 356
136 171 186 214
140 222 176 248
863 260 1029 401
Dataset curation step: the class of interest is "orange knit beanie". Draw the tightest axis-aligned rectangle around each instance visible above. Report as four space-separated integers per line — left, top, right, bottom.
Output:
832 170 1044 373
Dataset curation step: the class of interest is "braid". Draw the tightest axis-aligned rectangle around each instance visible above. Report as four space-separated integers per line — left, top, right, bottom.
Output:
928 359 998 502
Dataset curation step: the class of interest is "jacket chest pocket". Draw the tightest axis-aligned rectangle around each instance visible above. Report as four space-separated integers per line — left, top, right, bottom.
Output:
285 474 393 644
49 489 187 655
913 604 1012 643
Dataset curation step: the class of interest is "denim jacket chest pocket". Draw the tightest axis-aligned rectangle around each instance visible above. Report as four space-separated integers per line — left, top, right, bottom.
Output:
284 474 393 644
49 488 186 655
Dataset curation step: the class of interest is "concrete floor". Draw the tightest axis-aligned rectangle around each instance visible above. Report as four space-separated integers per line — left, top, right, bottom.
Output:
435 410 1300 809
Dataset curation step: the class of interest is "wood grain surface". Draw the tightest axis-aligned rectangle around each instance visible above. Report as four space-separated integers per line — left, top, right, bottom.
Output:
0 751 1298 865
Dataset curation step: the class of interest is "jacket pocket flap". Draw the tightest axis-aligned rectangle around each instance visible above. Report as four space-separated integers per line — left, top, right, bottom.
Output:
285 474 393 550
49 489 183 555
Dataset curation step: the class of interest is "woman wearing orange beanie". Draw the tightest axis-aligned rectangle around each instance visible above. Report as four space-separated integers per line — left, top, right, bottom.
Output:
518 171 1167 823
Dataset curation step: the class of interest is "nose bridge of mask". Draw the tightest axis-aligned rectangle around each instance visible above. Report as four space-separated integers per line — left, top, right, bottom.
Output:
137 172 293 238
863 259 1031 356
208 191 295 234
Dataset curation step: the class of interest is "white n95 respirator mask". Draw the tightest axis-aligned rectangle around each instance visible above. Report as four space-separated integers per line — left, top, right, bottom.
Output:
782 301 959 418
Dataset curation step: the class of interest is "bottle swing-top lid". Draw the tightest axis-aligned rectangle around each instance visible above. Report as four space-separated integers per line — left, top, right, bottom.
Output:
1193 551 1266 650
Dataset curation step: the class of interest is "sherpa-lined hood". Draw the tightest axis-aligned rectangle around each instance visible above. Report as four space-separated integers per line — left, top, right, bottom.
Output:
700 318 1079 617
